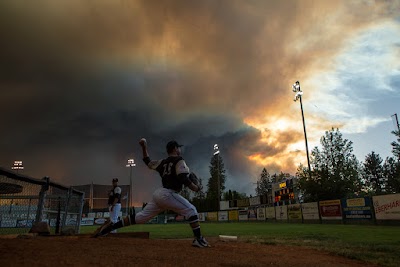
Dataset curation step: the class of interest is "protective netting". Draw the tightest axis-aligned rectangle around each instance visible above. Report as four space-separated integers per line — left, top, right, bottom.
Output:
0 168 84 235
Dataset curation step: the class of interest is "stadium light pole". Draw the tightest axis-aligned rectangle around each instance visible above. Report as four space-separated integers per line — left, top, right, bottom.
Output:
11 160 24 173
292 81 312 179
213 144 220 211
126 159 136 216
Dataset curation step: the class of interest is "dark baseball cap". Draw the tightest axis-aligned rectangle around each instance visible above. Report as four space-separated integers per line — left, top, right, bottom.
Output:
112 178 118 182
166 140 183 153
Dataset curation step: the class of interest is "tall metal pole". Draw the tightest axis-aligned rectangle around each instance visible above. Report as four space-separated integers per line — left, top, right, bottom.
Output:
393 113 400 131
129 165 132 215
126 159 135 216
299 95 312 179
217 155 220 210
293 81 312 179
214 144 220 211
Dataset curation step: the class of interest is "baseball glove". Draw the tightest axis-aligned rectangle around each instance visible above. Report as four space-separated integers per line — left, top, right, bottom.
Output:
189 172 202 190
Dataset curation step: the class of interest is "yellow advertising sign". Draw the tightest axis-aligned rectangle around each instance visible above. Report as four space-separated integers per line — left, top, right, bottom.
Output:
228 210 239 221
288 204 302 220
206 212 218 221
347 198 365 207
279 182 286 188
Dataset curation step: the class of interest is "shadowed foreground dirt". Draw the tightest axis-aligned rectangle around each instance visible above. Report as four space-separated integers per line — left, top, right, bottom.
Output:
0 235 379 267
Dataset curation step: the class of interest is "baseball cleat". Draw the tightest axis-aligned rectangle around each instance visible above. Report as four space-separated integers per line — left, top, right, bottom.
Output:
192 236 210 248
91 220 113 238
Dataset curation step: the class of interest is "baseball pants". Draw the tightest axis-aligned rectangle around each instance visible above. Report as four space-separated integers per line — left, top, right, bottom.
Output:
109 203 121 233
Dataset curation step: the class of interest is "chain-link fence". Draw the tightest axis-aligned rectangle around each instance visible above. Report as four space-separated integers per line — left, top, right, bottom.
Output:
0 167 85 235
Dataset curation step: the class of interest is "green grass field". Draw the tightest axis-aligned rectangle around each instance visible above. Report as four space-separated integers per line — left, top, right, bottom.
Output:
80 222 400 267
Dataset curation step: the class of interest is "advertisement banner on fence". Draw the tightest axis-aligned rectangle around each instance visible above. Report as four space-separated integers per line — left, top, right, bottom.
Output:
237 198 250 207
0 219 17 227
220 201 229 210
319 199 342 220
94 217 107 225
257 207 266 221
342 197 372 220
206 212 218 221
266 207 276 219
248 207 257 220
218 211 228 221
198 212 206 222
288 204 302 220
81 218 94 226
87 212 96 218
249 196 261 206
373 194 400 220
301 202 319 220
275 205 288 221
238 210 248 221
228 210 238 221
16 219 34 228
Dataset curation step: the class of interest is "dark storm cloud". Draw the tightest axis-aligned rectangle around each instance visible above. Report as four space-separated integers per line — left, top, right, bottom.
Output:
0 0 398 201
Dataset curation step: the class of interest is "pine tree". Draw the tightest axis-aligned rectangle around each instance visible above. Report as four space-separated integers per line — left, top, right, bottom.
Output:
362 152 385 194
297 128 361 202
206 153 226 202
255 168 272 196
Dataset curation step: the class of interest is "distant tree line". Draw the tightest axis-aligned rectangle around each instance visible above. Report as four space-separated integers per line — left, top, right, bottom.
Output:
180 127 400 211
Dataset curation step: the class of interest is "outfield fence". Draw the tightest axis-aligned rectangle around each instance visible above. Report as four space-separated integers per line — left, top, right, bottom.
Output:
73 194 400 227
0 167 85 235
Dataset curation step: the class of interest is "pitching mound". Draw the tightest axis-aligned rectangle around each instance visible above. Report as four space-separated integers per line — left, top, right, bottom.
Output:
0 234 378 267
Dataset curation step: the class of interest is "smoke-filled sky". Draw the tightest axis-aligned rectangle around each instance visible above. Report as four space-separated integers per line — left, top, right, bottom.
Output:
1 0 399 204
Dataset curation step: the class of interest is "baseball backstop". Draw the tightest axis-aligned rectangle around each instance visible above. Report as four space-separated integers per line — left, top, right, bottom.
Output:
0 167 85 235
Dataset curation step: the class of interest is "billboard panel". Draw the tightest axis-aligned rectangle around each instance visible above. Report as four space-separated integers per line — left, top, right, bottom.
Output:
206 212 218 221
220 201 229 210
342 197 372 220
198 212 206 222
257 207 266 221
288 204 302 220
218 211 228 221
238 210 248 221
266 207 275 219
319 199 342 220
248 207 257 220
301 202 319 220
275 205 288 221
373 194 400 220
228 210 238 221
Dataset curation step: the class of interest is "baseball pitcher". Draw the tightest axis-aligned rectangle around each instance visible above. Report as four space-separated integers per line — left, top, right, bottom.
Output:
93 138 209 248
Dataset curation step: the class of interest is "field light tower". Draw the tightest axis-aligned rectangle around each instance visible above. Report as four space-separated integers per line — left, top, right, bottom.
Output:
292 81 312 179
126 159 136 215
11 161 24 173
213 144 221 210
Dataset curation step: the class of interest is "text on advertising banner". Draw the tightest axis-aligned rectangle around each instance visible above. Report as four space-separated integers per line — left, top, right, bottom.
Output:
275 205 288 220
301 202 319 220
288 204 302 220
373 194 400 220
228 210 239 221
342 197 372 220
257 207 266 220
319 199 342 220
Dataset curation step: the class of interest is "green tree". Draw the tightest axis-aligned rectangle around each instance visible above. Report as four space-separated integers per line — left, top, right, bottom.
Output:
297 128 361 202
391 129 400 159
362 152 385 194
206 153 226 203
255 168 272 196
180 186 191 201
223 190 246 200
383 157 400 193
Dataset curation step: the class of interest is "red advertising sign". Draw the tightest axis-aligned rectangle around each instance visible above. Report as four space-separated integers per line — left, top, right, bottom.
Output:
319 199 342 220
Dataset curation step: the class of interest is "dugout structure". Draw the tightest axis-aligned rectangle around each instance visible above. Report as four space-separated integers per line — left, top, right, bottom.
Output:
0 167 85 235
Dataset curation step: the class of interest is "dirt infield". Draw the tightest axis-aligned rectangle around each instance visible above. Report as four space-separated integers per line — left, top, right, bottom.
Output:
0 234 379 267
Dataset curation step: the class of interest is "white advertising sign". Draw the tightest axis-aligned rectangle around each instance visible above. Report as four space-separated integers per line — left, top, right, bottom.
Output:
373 194 400 220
